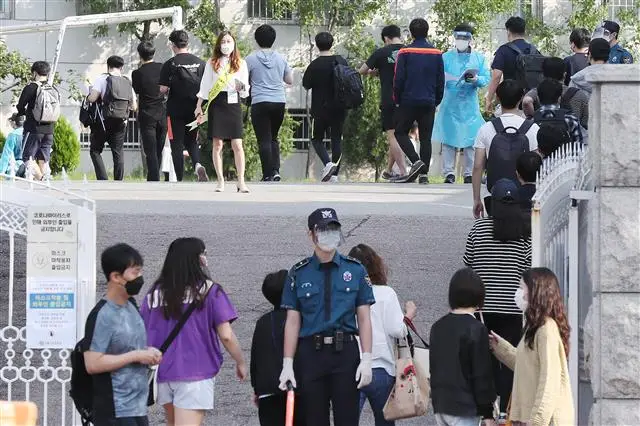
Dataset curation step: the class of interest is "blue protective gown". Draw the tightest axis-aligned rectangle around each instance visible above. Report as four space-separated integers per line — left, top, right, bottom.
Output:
432 49 490 148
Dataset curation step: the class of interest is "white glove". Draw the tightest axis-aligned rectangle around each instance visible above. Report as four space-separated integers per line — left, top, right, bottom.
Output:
355 352 373 389
278 357 296 391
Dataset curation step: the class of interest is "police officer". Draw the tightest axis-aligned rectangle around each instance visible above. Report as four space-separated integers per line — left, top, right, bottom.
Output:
279 208 375 426
593 20 634 64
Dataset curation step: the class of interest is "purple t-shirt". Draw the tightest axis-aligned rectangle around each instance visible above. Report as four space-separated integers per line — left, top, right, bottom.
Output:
140 281 237 382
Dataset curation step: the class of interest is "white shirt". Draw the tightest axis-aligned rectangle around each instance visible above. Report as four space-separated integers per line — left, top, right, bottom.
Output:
473 113 539 157
90 71 136 101
369 285 407 377
197 57 250 100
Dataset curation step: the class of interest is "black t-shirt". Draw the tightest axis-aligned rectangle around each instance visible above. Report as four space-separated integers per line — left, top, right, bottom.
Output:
132 62 166 120
563 53 589 85
16 82 55 134
366 43 404 106
159 53 205 118
302 54 348 116
491 39 535 81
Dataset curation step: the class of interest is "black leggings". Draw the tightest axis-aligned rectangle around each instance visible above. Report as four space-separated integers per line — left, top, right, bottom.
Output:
251 102 285 179
479 312 523 413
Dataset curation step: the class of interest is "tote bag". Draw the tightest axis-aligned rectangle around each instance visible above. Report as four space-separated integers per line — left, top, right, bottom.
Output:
383 339 430 421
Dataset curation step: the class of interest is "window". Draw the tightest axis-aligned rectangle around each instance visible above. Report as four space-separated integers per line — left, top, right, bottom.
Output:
76 0 126 16
248 0 294 20
0 0 15 19
606 0 638 19
517 0 543 20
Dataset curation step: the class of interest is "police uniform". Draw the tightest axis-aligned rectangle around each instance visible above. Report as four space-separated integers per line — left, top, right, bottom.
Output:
609 43 634 64
281 209 375 426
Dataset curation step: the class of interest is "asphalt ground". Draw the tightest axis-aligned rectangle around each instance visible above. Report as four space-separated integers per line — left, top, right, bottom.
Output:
1 182 475 425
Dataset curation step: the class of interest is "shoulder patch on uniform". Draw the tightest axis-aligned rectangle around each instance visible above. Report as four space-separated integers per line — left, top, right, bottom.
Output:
344 255 362 265
293 258 310 270
623 55 632 64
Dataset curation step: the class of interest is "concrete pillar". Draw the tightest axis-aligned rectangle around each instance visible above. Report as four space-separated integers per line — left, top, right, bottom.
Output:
585 64 640 425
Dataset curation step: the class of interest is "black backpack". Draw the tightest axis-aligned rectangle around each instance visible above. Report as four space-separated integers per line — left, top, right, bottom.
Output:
79 97 100 128
486 118 534 192
102 75 133 120
70 299 107 426
170 61 202 102
333 61 364 109
507 42 545 91
533 107 571 141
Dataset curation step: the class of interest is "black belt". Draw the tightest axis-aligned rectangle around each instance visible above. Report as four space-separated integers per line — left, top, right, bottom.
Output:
313 334 356 345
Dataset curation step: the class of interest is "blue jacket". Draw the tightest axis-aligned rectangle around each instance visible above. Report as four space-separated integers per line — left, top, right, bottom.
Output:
393 38 445 107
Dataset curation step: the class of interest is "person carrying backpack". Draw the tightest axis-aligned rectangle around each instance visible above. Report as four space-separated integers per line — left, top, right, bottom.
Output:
87 55 135 181
16 60 60 181
472 80 539 219
159 30 207 183
533 78 584 145
302 32 355 182
485 17 544 113
70 244 161 426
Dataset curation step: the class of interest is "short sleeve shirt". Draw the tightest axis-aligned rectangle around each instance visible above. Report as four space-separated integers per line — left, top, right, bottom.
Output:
366 43 404 106
491 39 535 81
281 252 375 337
86 299 148 418
473 113 539 156
159 53 206 118
140 281 238 382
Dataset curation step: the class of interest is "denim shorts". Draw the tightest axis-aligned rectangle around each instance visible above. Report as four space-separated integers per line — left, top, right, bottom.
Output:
156 377 215 410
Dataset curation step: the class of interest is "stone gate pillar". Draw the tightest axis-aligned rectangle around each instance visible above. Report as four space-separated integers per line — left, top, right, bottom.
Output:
586 64 640 425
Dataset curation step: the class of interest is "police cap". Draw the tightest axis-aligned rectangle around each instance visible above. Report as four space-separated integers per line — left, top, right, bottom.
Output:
308 208 341 230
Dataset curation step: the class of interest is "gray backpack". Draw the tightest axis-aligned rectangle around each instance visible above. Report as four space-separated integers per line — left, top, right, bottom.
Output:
102 75 133 120
33 82 61 123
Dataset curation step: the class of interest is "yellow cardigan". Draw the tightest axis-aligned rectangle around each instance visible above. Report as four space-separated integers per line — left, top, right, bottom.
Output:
494 318 574 426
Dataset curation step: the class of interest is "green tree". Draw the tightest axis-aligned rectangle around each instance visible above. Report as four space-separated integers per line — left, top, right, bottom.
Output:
51 117 81 175
431 0 516 50
0 40 33 97
79 0 190 40
617 7 640 60
186 0 224 56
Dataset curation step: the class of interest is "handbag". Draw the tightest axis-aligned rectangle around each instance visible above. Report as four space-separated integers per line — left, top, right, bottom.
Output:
146 281 214 406
404 317 430 379
382 338 430 421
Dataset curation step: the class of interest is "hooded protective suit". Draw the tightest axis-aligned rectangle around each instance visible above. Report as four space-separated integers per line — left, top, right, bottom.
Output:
432 49 490 148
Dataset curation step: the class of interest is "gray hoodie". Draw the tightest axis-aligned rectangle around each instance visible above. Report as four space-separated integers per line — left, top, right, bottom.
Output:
245 50 291 104
569 63 606 96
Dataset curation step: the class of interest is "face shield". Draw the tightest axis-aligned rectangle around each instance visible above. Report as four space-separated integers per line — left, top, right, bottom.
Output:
453 31 472 52
592 26 612 42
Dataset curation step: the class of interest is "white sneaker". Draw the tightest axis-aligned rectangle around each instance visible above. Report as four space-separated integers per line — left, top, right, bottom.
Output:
321 162 338 182
195 164 209 182
25 160 38 181
329 175 339 183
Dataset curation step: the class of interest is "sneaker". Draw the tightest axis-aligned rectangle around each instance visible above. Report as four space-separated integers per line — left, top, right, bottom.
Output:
464 176 472 184
321 162 338 182
195 164 209 182
444 174 456 184
272 173 281 182
261 176 273 182
25 160 39 181
393 160 425 183
497 413 508 425
328 175 339 183
381 170 398 180
418 174 429 184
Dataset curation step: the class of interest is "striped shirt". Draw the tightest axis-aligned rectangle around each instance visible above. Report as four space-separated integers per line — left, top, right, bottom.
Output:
463 218 532 314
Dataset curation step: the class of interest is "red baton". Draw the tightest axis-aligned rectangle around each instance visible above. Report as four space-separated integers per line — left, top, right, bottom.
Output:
285 382 295 426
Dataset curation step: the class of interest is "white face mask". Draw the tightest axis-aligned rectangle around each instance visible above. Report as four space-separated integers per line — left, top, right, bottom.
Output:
316 230 341 252
220 43 235 56
455 40 470 52
514 288 528 312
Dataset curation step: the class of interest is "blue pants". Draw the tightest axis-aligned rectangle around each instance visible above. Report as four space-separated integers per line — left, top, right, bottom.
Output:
358 368 395 426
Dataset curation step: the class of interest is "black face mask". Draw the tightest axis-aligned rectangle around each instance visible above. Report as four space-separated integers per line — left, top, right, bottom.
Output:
125 276 144 296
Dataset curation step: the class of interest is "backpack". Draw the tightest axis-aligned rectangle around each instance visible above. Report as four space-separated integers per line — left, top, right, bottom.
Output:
486 118 534 192
102 75 133 120
533 108 571 141
333 61 364 109
170 61 202 101
32 82 61 123
559 87 579 111
507 42 546 91
70 299 107 426
79 97 101 128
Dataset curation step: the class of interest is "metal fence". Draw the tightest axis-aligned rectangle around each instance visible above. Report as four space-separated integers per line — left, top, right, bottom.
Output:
79 116 140 149
530 143 593 424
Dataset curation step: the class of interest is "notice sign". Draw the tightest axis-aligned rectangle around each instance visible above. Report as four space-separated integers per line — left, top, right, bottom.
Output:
26 206 78 349
26 278 76 348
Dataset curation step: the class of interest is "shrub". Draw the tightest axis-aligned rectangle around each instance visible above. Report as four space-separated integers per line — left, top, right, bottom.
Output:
50 116 80 175
0 131 5 153
195 107 298 181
